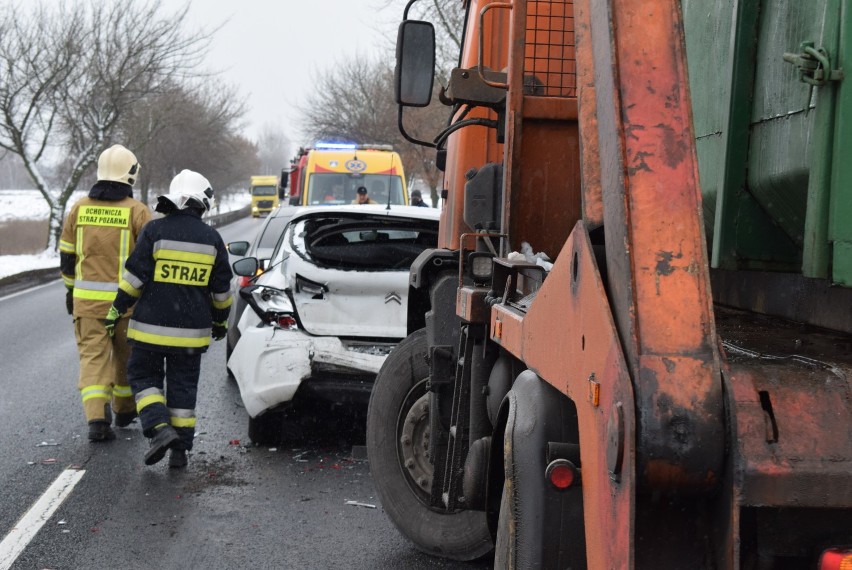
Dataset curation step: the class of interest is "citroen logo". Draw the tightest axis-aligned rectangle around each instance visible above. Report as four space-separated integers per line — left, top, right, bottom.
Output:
384 292 402 305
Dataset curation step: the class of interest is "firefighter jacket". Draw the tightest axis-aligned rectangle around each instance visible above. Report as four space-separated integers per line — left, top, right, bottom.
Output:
59 181 152 319
112 208 233 354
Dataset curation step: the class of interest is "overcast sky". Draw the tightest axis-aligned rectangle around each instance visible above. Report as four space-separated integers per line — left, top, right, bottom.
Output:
186 0 400 147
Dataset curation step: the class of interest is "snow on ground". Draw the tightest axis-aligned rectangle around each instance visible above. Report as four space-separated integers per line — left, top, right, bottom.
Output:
0 189 250 281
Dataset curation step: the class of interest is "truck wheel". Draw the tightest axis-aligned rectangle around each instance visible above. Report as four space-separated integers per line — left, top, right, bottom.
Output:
366 328 493 561
493 371 587 568
494 486 512 568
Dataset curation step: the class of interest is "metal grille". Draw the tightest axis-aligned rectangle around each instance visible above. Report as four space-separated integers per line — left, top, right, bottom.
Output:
524 0 576 97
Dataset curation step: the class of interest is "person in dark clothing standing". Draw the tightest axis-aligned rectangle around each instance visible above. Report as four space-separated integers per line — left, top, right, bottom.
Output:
410 189 429 207
105 169 233 468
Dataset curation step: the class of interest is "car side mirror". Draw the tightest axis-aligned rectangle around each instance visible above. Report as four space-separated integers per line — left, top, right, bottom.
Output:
232 257 259 277
228 241 250 256
395 20 435 107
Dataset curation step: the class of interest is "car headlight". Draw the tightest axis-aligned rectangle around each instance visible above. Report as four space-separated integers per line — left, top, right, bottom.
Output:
240 284 298 330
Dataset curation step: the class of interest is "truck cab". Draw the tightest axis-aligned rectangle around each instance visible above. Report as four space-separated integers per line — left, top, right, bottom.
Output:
249 175 280 217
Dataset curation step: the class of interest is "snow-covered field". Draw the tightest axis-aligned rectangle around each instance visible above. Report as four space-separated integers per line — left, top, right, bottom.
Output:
0 189 250 281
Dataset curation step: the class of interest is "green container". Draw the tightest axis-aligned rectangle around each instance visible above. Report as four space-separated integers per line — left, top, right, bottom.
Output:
683 0 851 286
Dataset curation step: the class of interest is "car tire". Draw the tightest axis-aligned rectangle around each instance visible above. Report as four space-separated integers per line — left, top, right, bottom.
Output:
225 342 233 378
366 328 493 561
248 411 283 445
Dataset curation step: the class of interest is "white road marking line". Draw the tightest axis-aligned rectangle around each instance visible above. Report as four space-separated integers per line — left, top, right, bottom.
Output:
0 279 60 302
0 468 85 570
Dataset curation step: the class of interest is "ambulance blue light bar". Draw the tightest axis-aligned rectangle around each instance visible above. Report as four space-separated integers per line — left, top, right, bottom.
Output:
315 142 357 150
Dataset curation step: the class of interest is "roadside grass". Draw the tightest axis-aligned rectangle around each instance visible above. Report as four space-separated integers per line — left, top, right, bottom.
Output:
0 219 48 255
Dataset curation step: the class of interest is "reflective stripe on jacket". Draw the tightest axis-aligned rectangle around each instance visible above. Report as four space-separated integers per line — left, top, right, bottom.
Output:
113 209 233 354
59 182 151 318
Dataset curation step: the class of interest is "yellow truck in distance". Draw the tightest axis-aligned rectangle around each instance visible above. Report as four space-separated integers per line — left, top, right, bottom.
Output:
249 175 280 217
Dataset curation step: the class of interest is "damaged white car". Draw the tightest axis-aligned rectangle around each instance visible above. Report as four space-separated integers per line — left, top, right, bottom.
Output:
229 205 439 442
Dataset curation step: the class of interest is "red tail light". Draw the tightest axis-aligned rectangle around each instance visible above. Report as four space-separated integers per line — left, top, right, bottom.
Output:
545 459 578 491
274 315 298 329
820 548 852 570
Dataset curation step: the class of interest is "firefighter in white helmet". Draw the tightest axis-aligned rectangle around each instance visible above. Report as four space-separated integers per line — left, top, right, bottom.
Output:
59 144 152 442
105 170 233 468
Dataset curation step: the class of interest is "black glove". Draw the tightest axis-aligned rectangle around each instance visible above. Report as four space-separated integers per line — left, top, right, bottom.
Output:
104 305 122 338
212 321 227 341
65 288 74 315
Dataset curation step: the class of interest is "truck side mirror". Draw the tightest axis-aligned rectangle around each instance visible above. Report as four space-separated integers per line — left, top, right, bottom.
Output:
395 20 435 107
280 169 288 189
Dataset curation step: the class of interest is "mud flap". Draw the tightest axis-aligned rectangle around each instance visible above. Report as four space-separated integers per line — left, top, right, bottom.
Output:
496 370 586 569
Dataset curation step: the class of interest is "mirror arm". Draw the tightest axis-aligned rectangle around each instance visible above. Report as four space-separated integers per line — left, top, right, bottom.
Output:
398 106 436 148
402 0 420 20
434 117 499 149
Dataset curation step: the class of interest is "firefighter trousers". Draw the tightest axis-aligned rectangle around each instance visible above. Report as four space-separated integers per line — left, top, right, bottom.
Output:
74 316 135 423
127 346 200 451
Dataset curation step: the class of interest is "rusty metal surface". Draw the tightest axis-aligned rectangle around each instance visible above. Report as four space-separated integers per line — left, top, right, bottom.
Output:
503 0 582 260
573 0 603 227
491 223 636 569
717 306 852 508
586 0 724 492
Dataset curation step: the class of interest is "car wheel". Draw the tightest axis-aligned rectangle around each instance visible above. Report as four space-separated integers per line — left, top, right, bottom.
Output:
225 342 235 380
366 328 493 561
248 411 284 445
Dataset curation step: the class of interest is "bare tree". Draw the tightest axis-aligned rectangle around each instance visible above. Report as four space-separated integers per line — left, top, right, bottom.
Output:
0 0 212 251
117 79 257 204
301 54 454 207
255 123 291 177
380 0 464 76
301 58 398 145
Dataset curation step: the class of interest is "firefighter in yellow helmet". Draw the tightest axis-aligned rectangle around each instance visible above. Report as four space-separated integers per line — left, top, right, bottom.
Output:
59 144 152 441
105 170 233 468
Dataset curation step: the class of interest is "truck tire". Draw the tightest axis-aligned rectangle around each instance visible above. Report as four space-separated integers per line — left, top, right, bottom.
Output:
493 371 586 569
366 328 493 561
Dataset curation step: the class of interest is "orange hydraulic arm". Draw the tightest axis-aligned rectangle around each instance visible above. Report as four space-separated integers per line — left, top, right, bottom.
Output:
489 0 723 566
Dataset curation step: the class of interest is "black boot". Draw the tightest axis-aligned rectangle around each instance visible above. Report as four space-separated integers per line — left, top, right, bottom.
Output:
168 448 188 469
114 411 138 427
144 425 179 465
88 421 116 442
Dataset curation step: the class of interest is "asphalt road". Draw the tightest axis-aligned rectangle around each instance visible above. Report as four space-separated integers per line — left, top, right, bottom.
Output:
0 215 492 570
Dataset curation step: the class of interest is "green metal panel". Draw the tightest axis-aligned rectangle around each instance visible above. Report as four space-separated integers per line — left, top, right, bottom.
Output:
829 2 852 285
682 0 735 243
802 0 841 279
684 0 848 285
706 0 769 270
747 1 825 248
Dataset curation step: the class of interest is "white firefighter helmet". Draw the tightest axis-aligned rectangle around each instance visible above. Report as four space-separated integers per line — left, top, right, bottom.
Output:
158 169 214 212
97 144 140 186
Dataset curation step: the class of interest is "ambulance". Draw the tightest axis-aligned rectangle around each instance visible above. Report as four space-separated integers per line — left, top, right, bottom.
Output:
292 143 408 207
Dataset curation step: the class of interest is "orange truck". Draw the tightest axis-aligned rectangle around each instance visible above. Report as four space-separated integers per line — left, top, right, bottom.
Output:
365 0 852 568
285 143 408 206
